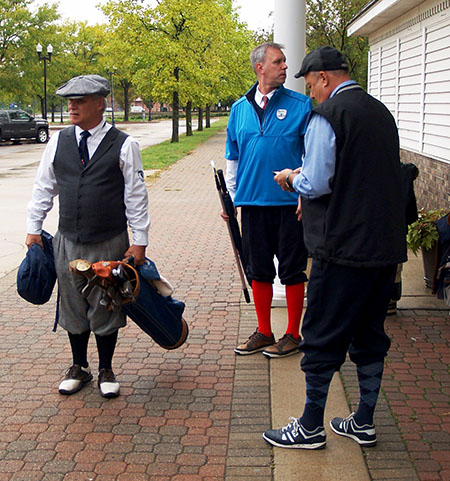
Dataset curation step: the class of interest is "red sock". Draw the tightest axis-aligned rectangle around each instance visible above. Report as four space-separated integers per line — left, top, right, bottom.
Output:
252 280 273 338
285 283 305 339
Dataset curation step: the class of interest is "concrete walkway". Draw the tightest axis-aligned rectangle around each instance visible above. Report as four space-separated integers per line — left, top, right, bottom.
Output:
0 127 448 480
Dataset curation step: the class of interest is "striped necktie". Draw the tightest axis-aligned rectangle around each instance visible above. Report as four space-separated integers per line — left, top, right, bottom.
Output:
262 95 268 109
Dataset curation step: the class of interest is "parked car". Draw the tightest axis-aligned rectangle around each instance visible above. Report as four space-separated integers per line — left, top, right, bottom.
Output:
0 109 49 143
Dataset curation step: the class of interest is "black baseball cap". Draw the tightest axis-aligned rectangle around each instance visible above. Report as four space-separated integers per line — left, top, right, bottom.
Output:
294 46 349 78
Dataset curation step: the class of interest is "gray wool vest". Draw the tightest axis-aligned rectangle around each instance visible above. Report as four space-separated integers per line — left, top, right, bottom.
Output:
53 125 129 244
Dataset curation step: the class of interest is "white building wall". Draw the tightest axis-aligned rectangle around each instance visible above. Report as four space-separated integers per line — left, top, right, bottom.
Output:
367 1 450 164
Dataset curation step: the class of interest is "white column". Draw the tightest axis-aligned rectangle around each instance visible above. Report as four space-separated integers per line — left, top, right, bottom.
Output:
274 0 306 94
272 0 306 306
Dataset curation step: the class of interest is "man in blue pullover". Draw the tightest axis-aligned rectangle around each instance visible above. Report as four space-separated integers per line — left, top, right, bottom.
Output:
224 42 312 358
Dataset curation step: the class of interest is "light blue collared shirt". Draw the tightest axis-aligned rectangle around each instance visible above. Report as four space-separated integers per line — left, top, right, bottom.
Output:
293 80 356 199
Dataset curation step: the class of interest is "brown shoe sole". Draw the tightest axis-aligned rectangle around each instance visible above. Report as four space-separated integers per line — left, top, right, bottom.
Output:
262 346 300 358
234 343 274 355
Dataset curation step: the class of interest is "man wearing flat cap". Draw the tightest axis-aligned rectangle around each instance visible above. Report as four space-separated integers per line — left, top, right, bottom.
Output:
26 74 150 398
265 47 407 449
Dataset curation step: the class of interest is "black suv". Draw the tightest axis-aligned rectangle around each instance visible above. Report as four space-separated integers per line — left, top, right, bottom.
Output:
0 109 49 143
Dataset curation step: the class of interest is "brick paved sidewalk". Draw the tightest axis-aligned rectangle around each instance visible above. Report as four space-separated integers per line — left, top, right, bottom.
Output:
0 131 267 481
1 128 448 481
341 309 450 481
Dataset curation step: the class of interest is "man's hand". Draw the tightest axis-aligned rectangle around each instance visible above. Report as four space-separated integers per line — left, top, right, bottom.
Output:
26 234 43 249
124 245 146 265
274 168 299 192
220 207 237 222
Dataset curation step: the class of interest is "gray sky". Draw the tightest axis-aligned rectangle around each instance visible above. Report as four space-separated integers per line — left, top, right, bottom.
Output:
34 0 275 32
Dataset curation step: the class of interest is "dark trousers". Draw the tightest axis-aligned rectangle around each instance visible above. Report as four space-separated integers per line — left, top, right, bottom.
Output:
241 205 308 285
300 259 396 373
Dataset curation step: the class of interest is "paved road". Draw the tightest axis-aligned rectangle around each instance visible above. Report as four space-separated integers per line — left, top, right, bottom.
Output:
0 119 200 278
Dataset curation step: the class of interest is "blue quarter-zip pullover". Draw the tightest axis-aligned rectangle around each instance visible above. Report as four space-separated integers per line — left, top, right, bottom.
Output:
225 83 312 207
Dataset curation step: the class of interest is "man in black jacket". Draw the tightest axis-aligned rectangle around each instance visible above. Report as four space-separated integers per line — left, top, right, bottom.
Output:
264 47 407 449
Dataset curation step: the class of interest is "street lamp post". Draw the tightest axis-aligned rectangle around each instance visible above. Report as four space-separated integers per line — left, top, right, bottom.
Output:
36 43 53 120
107 69 116 127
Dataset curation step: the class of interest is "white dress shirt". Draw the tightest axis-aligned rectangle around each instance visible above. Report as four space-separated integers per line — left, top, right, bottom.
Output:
27 119 150 246
254 86 276 109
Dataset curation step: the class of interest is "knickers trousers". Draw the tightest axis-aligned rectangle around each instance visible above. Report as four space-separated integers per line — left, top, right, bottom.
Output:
54 230 129 336
241 205 308 285
300 259 396 373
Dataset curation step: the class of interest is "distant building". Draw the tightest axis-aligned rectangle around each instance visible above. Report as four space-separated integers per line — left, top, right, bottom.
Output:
131 98 171 113
348 0 450 209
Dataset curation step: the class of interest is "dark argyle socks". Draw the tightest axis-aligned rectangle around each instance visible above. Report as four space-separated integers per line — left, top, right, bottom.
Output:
354 361 384 426
68 330 91 368
300 369 334 430
95 330 118 371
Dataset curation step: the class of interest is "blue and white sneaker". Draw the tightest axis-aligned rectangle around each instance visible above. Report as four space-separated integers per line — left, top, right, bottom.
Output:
330 413 377 446
263 417 326 450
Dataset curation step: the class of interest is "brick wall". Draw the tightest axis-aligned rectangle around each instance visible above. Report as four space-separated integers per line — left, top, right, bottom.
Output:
400 149 450 210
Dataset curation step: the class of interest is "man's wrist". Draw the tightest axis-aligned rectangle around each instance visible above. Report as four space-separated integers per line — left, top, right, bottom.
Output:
285 171 294 189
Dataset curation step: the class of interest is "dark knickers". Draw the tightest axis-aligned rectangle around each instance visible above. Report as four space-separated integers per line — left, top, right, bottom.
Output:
241 205 308 285
299 259 396 373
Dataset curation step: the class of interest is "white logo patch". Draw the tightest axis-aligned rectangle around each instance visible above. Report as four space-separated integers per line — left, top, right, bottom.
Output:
276 109 287 120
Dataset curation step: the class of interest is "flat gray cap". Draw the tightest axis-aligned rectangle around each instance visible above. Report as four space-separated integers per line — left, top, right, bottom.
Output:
56 74 110 98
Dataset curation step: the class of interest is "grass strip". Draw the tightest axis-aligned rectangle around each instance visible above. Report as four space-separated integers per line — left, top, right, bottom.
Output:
141 117 229 170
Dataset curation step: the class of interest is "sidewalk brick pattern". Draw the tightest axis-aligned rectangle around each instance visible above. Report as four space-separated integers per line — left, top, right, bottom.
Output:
341 310 450 481
0 131 268 481
225 304 272 481
1 127 449 481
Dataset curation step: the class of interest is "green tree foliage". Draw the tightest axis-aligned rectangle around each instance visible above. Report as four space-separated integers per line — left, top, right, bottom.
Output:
102 0 254 142
0 0 59 106
306 0 369 87
0 0 107 115
99 2 145 121
45 22 107 119
0 0 263 126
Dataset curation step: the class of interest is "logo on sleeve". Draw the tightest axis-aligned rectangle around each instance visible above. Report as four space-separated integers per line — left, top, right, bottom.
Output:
138 170 145 182
276 109 287 120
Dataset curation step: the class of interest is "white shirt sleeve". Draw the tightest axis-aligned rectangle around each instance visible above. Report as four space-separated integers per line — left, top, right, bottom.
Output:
26 132 60 234
225 159 238 200
119 136 150 246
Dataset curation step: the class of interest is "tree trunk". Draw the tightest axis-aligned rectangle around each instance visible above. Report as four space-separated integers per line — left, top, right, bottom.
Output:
186 101 192 136
171 67 180 143
205 104 210 128
147 99 153 121
123 82 130 122
171 90 179 143
51 103 55 123
197 107 203 131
